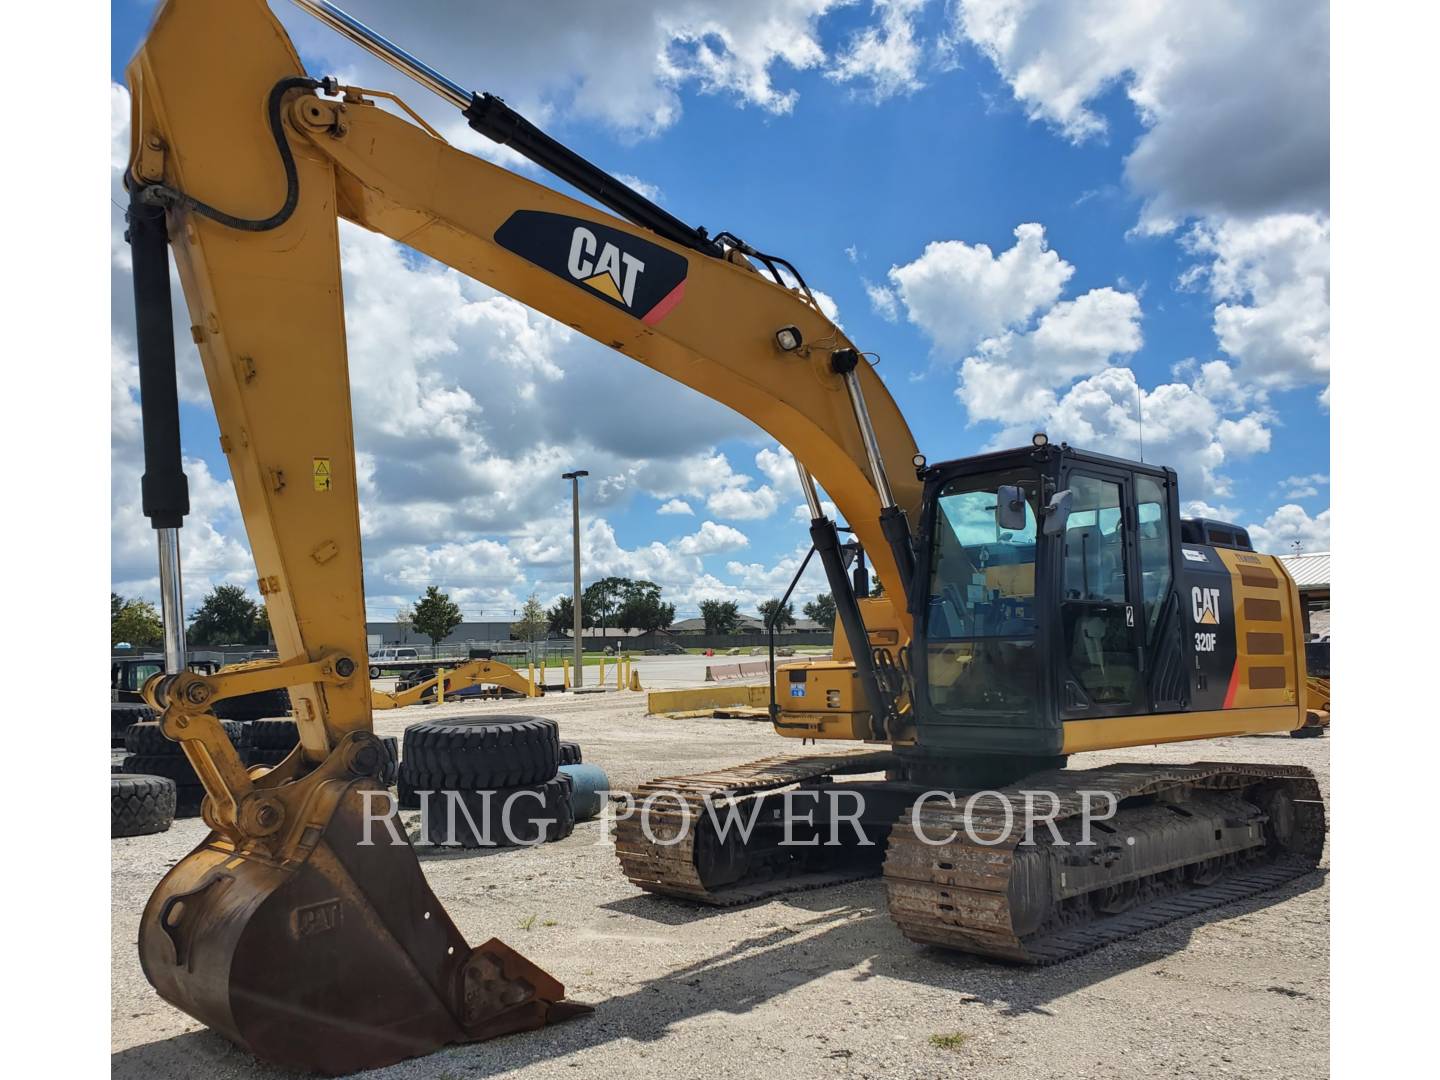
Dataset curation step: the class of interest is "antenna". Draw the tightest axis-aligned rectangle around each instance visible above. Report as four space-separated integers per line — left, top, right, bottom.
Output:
1136 382 1145 462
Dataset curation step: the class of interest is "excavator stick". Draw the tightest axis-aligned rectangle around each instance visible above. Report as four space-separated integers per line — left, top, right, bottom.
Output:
141 777 584 1075
124 2 588 1068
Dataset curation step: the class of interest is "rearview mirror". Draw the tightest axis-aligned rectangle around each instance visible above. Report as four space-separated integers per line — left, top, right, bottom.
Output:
1041 489 1073 536
996 485 1028 532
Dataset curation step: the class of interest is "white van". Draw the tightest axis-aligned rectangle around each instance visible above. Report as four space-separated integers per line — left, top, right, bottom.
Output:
368 646 419 678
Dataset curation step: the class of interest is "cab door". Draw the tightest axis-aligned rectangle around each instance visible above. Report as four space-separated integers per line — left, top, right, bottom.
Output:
1056 467 1146 718
1132 471 1187 712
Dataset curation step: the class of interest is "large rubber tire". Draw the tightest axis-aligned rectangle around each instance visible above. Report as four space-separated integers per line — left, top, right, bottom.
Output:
213 688 292 722
124 719 242 756
420 774 575 848
558 740 582 766
1290 725 1326 739
111 702 155 746
112 774 176 837
121 754 208 786
379 735 399 784
401 716 559 790
240 717 299 750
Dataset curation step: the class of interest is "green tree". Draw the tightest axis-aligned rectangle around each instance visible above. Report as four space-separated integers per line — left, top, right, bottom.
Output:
699 599 741 635
617 579 675 632
254 605 272 645
412 586 463 656
870 577 885 598
758 598 796 631
112 594 164 648
546 595 582 635
510 592 548 644
394 609 413 645
803 592 836 630
582 576 631 630
189 585 260 646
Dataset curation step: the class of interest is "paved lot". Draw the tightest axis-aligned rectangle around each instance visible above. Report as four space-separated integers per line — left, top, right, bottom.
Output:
112 689 1328 1079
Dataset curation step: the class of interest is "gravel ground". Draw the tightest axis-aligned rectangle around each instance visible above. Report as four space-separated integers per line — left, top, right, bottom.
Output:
112 689 1328 1079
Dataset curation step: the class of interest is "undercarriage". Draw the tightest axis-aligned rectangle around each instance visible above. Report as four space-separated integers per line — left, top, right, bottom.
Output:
614 751 1325 963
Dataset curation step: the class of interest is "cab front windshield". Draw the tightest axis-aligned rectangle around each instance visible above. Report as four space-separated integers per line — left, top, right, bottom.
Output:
924 468 1040 719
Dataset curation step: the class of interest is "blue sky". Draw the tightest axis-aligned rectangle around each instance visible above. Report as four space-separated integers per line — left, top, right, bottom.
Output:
110 1 1330 620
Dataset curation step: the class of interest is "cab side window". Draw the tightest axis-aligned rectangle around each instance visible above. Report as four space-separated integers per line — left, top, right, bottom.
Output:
1062 475 1125 602
1135 475 1172 635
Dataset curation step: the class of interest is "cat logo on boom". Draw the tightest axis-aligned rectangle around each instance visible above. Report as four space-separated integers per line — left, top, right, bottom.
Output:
1191 586 1222 625
494 210 690 325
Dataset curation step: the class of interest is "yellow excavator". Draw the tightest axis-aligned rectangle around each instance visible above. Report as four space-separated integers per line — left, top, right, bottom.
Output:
371 658 541 710
123 1 1326 1072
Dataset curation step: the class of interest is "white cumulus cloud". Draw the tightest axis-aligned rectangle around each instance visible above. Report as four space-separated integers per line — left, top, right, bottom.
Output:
887 223 1074 355
1278 473 1328 500
1182 214 1330 390
1246 504 1330 555
676 520 751 556
828 0 928 100
950 0 1329 230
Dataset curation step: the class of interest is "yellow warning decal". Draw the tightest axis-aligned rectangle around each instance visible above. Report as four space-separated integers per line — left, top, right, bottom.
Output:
313 457 332 492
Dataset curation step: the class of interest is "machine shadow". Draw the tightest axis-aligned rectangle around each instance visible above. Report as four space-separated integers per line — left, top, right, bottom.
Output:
112 869 1325 1079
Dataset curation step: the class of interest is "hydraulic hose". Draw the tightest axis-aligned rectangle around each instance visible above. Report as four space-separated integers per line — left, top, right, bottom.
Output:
135 75 321 231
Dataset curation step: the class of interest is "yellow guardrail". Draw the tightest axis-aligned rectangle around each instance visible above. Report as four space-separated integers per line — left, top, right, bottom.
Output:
646 683 770 716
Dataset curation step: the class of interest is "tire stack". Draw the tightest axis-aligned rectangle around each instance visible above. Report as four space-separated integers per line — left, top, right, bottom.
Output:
111 702 155 748
110 683 289 750
398 716 576 847
239 717 300 768
214 687 292 722
111 774 176 837
120 719 243 817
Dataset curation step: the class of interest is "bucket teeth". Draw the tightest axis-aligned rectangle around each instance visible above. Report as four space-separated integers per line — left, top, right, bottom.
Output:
139 779 586 1074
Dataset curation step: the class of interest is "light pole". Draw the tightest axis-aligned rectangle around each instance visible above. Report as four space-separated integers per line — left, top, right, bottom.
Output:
562 470 588 687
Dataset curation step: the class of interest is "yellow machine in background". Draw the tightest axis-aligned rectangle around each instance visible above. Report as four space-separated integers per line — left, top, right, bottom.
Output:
371 658 541 710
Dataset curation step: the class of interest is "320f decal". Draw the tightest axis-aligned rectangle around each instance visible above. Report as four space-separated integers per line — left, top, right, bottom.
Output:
494 210 688 325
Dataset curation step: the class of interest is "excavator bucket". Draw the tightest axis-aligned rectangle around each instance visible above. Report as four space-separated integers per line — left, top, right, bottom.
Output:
139 777 588 1074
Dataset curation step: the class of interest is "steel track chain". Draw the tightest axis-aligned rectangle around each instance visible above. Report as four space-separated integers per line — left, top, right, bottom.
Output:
883 761 1326 964
614 748 898 904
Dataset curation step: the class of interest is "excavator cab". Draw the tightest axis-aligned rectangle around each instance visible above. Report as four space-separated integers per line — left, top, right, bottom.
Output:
911 441 1184 759
907 439 1302 769
774 441 1192 760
